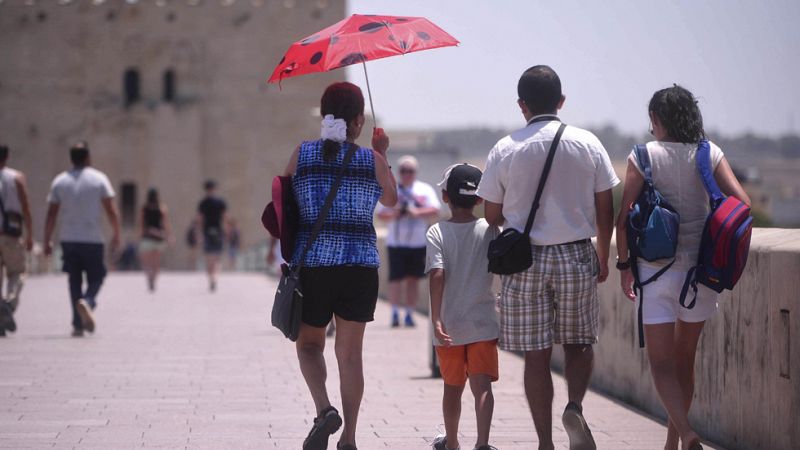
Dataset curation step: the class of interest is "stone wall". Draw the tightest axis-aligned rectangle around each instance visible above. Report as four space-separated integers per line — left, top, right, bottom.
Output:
0 1 345 268
380 227 800 449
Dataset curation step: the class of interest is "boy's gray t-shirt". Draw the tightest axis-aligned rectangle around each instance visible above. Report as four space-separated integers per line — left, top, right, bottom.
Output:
425 218 500 346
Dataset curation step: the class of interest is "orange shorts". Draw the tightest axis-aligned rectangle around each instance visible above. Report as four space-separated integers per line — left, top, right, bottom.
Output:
435 339 499 386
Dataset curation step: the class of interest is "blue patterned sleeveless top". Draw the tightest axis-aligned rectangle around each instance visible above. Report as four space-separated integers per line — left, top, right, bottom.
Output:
291 140 382 267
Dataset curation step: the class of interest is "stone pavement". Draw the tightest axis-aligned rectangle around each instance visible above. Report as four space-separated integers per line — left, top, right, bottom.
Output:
0 273 722 449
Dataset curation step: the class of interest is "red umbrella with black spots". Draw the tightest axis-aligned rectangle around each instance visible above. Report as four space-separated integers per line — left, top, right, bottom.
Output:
267 14 459 125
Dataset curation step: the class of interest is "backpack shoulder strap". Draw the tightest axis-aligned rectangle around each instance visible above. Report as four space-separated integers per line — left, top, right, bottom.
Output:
695 139 725 208
634 144 653 184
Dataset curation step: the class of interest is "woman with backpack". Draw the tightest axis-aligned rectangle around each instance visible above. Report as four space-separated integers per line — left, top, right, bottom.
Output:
281 81 397 450
615 85 750 450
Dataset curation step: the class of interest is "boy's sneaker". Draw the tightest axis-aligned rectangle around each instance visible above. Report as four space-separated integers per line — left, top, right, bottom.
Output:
474 446 498 450
71 327 84 337
404 314 415 327
391 311 400 328
76 300 95 333
431 434 459 450
303 406 342 450
562 401 596 450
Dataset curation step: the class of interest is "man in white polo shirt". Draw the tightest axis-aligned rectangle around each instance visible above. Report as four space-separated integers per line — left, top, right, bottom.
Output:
477 65 618 450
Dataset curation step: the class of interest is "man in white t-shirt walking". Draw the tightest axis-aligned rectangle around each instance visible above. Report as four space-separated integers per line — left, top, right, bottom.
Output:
0 145 34 337
44 141 121 337
477 66 618 450
377 155 441 327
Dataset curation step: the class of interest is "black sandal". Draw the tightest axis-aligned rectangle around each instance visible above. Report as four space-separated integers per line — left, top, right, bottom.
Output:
302 406 343 450
336 443 357 450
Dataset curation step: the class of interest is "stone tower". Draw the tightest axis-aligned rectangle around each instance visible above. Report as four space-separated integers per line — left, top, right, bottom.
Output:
0 0 346 268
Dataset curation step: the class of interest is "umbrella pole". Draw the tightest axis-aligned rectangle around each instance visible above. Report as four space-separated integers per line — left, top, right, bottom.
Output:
362 60 377 128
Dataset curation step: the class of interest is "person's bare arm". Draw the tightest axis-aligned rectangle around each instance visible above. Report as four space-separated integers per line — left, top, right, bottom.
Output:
409 205 440 220
594 188 614 283
101 197 121 253
374 151 398 207
43 203 60 256
484 200 505 227
162 205 173 244
615 161 645 301
714 157 751 206
14 174 33 251
429 268 451 346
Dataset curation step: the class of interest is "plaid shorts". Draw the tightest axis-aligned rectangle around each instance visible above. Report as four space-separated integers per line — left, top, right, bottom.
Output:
499 241 599 351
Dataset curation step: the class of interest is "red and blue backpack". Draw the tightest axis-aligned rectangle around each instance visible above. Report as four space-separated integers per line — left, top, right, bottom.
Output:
679 140 753 308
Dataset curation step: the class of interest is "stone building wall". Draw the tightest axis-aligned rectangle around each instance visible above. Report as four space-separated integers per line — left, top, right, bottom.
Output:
0 0 346 268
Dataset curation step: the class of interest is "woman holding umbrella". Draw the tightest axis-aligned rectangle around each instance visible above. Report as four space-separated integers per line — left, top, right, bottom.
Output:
283 81 397 450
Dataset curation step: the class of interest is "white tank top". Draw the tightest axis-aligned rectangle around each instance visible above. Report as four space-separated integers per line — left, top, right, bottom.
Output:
628 140 724 271
0 167 22 214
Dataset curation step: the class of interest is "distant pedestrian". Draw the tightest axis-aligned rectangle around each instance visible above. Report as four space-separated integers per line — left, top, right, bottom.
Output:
377 155 441 328
139 188 172 292
282 81 397 450
427 164 500 450
44 141 121 337
0 145 34 337
477 65 618 450
196 180 227 292
226 218 241 270
615 85 750 450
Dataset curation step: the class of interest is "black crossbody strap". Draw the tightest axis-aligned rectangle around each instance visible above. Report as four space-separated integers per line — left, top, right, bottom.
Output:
0 177 8 222
522 123 567 236
293 142 358 273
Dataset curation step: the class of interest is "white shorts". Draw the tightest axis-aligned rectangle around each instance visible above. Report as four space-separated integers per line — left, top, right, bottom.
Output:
638 265 718 325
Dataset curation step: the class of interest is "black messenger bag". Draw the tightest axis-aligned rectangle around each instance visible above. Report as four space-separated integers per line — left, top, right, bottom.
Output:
488 122 566 275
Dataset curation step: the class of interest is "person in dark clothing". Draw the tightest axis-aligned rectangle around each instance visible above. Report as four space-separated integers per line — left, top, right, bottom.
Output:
196 180 227 292
139 188 172 292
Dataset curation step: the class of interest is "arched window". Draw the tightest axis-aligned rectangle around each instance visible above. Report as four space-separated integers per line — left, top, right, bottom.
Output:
163 69 176 102
119 182 137 228
123 68 140 108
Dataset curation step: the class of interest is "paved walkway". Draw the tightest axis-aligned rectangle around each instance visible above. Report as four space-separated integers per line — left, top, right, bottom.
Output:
0 273 719 449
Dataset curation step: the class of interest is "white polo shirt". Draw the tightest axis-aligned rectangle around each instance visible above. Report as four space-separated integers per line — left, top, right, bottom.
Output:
477 117 619 245
47 167 115 244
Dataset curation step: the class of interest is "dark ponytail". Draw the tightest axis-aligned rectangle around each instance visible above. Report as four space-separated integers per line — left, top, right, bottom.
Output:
320 82 365 161
648 84 705 144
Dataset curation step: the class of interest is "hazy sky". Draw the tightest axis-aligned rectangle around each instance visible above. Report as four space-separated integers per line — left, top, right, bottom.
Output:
341 0 799 137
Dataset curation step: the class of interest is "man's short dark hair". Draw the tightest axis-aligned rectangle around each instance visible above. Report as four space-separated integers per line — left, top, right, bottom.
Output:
70 141 89 166
517 65 562 115
204 179 216 191
0 145 8 162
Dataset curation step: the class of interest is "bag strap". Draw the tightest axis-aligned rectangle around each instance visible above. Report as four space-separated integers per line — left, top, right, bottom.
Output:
678 265 699 309
292 142 358 274
695 139 725 209
0 178 8 223
634 144 653 184
522 122 567 237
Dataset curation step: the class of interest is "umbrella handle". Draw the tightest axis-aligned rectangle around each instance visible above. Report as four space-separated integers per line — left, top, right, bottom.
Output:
362 60 377 129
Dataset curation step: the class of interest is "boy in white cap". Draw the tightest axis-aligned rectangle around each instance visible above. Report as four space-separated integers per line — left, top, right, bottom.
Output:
427 163 500 450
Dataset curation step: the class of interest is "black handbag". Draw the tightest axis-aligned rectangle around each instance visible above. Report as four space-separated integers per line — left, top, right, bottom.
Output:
487 121 566 275
271 143 357 341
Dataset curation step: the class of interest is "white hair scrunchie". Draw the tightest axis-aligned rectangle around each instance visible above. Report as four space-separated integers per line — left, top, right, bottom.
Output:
321 114 347 143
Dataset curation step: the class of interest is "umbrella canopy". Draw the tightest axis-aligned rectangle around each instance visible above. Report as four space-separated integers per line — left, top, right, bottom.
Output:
267 14 459 84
